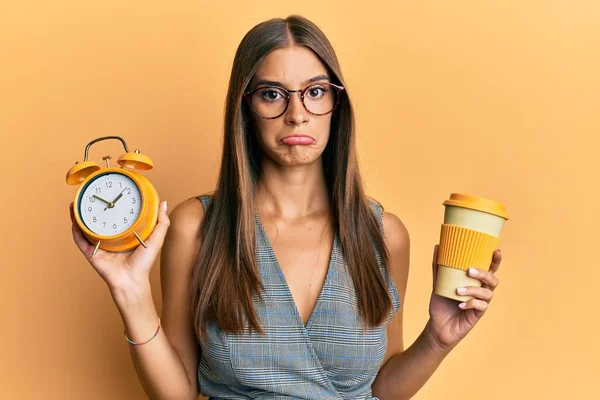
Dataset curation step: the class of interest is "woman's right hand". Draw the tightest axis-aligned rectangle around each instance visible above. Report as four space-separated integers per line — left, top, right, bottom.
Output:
69 200 170 303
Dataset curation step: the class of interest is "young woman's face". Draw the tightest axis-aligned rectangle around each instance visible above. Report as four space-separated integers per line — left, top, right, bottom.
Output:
247 46 334 167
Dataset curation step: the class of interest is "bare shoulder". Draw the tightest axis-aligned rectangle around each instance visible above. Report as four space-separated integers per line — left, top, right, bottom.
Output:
381 210 410 295
161 197 206 279
167 197 206 239
382 211 410 257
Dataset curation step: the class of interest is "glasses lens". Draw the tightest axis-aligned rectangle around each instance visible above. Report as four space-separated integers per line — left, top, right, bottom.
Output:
303 83 338 115
251 87 288 118
249 83 341 118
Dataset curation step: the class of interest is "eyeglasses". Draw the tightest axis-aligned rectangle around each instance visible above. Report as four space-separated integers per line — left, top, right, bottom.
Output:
244 82 345 120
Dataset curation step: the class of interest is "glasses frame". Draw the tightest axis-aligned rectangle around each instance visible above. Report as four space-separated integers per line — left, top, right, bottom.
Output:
243 82 345 120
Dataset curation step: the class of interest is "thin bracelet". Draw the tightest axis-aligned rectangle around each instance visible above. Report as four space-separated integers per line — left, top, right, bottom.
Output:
124 318 161 346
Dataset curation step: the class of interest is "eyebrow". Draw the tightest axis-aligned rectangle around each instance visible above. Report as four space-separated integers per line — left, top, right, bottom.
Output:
254 74 330 88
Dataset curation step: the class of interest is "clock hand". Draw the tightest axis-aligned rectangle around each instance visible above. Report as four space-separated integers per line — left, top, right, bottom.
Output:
112 192 124 205
104 188 126 211
93 195 112 205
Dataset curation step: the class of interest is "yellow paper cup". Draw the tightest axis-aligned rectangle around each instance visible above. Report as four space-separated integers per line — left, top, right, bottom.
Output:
435 193 509 301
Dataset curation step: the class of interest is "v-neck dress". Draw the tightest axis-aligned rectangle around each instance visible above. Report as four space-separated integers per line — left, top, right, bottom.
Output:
195 196 401 399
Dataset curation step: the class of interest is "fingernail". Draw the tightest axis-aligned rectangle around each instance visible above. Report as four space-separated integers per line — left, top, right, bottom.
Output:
164 201 168 211
459 303 467 309
469 268 478 276
456 287 467 294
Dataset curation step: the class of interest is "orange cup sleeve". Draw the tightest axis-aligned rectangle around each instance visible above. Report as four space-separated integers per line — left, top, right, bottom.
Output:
437 224 500 271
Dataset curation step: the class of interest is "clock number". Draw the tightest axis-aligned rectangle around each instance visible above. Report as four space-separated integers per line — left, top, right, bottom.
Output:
93 217 97 223
95 187 101 194
130 208 134 214
105 181 113 188
119 182 123 188
103 222 106 228
132 198 136 204
90 197 96 203
124 217 128 224
113 223 117 229
126 188 132 195
88 207 92 212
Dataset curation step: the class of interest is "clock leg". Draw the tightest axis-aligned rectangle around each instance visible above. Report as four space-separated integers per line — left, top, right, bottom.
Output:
133 232 147 248
92 241 101 258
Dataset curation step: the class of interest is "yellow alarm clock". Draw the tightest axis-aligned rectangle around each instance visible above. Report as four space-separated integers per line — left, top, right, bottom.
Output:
66 136 159 256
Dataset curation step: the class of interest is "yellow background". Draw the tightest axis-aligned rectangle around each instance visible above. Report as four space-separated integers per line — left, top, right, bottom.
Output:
1 1 598 399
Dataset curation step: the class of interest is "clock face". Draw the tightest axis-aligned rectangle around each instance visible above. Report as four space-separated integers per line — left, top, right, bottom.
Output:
79 172 142 236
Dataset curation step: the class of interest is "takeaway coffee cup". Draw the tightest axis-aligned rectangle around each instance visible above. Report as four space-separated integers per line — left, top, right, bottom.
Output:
435 193 509 302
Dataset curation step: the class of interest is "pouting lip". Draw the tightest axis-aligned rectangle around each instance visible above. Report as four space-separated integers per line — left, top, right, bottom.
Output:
279 133 316 143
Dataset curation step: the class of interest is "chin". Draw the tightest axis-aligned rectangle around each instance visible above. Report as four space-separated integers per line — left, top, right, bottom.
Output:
274 146 323 166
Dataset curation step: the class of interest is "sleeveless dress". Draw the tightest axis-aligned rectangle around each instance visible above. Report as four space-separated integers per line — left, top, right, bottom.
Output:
196 196 401 399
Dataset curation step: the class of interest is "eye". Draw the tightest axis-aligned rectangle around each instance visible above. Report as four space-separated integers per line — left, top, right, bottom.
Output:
306 85 328 99
258 87 286 102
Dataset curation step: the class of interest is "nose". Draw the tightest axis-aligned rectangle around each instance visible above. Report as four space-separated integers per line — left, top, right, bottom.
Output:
284 91 309 125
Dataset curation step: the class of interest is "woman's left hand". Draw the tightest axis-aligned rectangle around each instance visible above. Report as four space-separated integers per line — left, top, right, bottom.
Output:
425 245 502 353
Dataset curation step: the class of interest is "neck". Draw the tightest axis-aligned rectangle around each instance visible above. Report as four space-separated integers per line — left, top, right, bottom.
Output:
256 157 330 220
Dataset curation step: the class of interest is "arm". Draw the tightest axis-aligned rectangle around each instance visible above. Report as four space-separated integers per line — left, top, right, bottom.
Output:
117 199 204 399
371 212 451 399
371 322 451 399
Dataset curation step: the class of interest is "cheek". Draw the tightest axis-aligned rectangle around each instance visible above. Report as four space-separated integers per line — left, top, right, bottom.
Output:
253 119 280 144
315 117 333 144
320 117 333 135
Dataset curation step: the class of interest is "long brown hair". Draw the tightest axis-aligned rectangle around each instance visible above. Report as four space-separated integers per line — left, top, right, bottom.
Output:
191 15 392 341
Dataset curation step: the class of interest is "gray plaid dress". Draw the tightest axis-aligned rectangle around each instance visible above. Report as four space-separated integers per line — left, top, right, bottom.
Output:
196 196 401 399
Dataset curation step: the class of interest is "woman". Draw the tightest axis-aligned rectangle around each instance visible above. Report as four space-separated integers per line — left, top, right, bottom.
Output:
70 15 502 399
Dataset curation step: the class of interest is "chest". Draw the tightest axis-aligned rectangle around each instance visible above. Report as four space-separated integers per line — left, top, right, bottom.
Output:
199 236 388 397
261 217 334 326
197 207 398 398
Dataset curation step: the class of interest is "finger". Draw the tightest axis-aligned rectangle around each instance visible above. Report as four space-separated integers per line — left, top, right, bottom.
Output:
432 244 439 291
458 298 489 314
146 201 170 247
135 201 170 255
71 220 94 260
467 267 499 290
456 286 494 302
69 203 105 260
489 249 502 273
